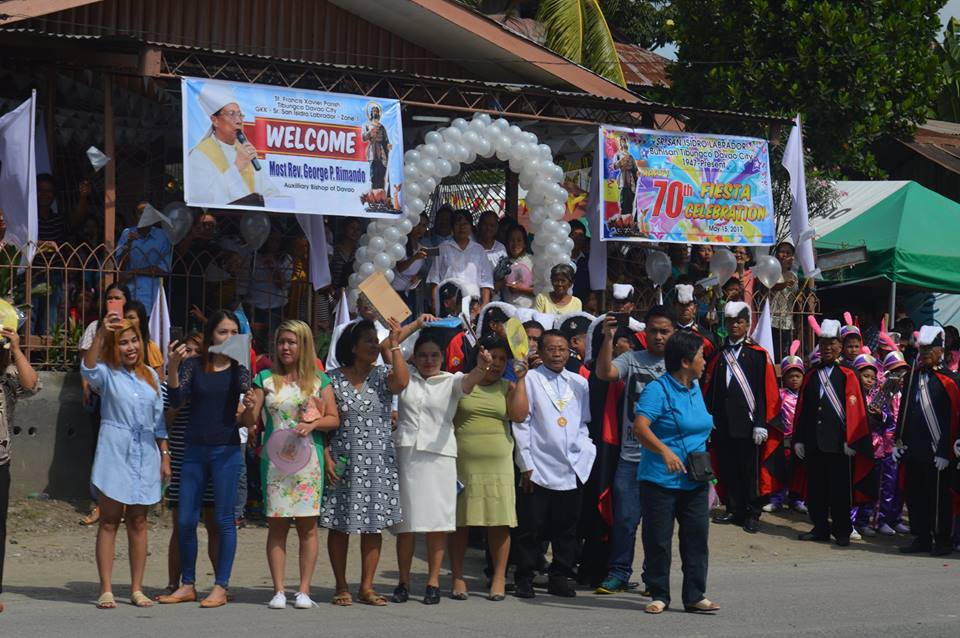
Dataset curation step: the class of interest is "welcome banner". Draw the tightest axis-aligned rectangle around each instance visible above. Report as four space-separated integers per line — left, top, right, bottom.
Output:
598 125 775 245
182 78 403 218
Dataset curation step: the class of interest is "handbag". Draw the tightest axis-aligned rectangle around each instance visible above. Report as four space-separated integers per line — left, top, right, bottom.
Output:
656 378 714 483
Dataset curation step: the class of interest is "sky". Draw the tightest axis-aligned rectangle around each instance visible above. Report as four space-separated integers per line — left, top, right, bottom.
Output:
652 3 959 60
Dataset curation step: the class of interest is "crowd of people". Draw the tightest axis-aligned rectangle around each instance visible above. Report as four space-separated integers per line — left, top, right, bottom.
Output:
2 197 960 617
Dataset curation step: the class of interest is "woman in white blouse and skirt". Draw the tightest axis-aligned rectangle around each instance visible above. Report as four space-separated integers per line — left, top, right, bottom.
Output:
391 333 491 605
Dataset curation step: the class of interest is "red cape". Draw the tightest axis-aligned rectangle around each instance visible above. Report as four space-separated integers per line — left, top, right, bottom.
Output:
794 364 875 504
703 342 784 498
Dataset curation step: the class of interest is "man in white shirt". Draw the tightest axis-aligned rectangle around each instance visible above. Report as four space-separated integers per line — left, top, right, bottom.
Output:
512 329 596 599
187 83 281 206
427 210 493 311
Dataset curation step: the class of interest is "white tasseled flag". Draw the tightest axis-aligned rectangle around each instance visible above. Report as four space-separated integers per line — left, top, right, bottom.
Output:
149 282 171 366
781 115 820 279
0 93 38 266
296 214 332 290
334 289 351 328
751 298 775 361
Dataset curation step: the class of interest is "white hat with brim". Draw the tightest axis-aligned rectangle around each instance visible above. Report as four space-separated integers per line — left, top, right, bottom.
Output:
198 82 240 117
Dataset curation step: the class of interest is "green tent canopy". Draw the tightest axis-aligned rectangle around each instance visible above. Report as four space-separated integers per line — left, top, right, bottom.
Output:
816 181 960 293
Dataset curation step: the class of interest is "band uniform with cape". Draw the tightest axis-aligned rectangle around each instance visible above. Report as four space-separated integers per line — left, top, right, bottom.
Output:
702 303 784 517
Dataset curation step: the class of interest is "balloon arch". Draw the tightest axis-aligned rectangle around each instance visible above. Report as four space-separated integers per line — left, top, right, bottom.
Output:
345 113 574 307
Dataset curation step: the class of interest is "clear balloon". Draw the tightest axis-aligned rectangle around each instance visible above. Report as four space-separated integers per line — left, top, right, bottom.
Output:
239 211 271 251
462 130 481 150
403 164 421 181
405 181 423 200
358 261 376 278
425 130 444 147
162 202 194 245
404 149 421 164
439 141 457 160
398 218 414 234
753 254 782 289
645 250 671 286
442 127 463 144
513 142 531 160
475 136 493 157
452 118 469 131
422 176 438 192
383 226 403 244
355 246 369 264
417 159 436 178
709 248 738 286
474 113 493 126
384 269 396 284
435 158 453 177
388 243 407 260
493 118 510 131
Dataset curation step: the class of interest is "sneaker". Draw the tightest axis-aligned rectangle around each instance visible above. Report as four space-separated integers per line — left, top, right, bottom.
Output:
894 523 911 535
875 523 896 536
849 529 862 541
267 592 287 609
595 577 628 595
792 501 808 514
856 526 876 538
294 592 317 609
761 503 781 513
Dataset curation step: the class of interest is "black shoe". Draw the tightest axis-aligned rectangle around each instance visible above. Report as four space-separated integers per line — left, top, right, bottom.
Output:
547 576 576 598
930 543 953 557
514 580 535 599
900 540 933 554
391 583 409 604
743 517 760 534
711 512 743 525
834 536 850 547
798 529 830 542
422 585 441 605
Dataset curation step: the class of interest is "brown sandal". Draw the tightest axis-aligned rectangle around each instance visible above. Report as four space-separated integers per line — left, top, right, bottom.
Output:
331 591 353 606
79 506 100 526
684 598 720 613
357 590 387 606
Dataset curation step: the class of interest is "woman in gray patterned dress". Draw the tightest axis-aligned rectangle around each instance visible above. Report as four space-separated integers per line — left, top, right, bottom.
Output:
322 318 409 606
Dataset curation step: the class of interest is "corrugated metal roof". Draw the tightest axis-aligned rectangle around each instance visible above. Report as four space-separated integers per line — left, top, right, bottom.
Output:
9 0 470 78
615 42 670 88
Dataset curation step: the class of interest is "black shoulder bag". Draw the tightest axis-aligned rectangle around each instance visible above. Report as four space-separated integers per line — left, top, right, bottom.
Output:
655 378 714 483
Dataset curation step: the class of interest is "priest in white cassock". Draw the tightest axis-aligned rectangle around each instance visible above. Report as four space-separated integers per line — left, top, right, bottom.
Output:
187 82 281 206
512 328 595 600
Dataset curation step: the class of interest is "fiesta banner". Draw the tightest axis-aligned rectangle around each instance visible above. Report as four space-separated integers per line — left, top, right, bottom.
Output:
182 77 403 218
598 125 775 245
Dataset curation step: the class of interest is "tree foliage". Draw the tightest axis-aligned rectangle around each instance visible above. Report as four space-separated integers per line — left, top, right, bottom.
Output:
932 16 960 122
598 0 675 49
667 0 946 177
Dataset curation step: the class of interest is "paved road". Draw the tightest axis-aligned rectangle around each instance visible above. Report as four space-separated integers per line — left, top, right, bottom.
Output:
2 509 958 637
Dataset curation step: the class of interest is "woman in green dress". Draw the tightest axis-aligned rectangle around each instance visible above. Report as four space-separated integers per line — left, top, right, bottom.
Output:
448 336 529 600
242 320 340 610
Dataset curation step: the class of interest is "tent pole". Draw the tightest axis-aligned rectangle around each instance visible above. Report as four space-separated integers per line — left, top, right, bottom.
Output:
889 280 897 326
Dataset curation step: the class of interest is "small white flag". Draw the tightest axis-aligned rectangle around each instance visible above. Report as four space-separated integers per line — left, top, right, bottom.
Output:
751 298 775 361
781 115 820 279
86 145 111 171
149 282 171 367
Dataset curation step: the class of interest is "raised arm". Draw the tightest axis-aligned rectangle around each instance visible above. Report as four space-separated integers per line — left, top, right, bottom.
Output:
3 328 38 392
596 315 622 382
384 318 410 394
505 361 529 422
460 347 492 395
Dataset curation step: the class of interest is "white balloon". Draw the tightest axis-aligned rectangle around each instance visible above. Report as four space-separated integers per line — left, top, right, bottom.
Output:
417 158 436 177
348 289 360 306
407 197 426 214
563 237 575 254
383 269 395 284
476 136 493 157
452 118 469 131
421 143 440 160
355 246 369 264
384 226 403 244
509 125 523 139
368 236 386 252
474 113 493 126
358 261 376 278
405 210 421 225
542 219 559 235
442 127 463 144
462 130 481 150
373 252 392 271
523 131 538 145
546 242 563 256
422 176 438 192
495 146 510 162
529 207 548 226
455 144 471 163
366 221 381 235
508 156 524 173
388 243 407 260
405 181 423 200
348 273 361 289
398 218 414 234
538 144 552 158
403 164 421 181
425 130 444 146
547 164 565 182
557 222 571 236
404 149 421 164
546 202 565 219
468 117 487 132
439 141 457 160
493 118 510 131
513 142 532 161
448 161 461 177
435 158 453 177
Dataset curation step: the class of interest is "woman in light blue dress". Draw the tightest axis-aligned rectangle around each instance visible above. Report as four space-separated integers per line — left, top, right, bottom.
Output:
81 314 169 609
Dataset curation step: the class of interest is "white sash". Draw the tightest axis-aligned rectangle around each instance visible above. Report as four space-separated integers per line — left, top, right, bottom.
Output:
723 347 756 420
536 370 574 414
819 367 845 422
918 373 942 451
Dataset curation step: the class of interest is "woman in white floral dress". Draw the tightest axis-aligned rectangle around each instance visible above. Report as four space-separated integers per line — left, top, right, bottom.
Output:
242 320 340 610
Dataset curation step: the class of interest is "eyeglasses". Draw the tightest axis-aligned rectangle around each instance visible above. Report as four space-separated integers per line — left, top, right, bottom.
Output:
542 346 567 354
217 110 245 120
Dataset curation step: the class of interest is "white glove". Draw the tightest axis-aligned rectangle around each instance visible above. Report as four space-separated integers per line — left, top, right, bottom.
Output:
954 439 960 457
934 457 949 472
752 427 769 445
843 443 856 457
891 446 905 464
794 442 805 460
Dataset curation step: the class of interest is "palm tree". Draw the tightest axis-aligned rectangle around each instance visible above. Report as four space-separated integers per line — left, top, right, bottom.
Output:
933 17 960 123
457 0 626 87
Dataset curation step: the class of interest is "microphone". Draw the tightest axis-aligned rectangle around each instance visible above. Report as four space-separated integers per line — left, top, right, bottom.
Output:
236 130 261 171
